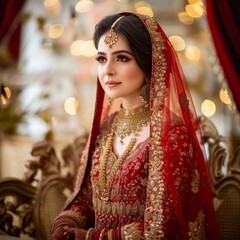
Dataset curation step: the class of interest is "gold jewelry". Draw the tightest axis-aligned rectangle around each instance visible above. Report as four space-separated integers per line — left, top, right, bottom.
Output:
99 133 136 202
108 96 113 105
99 104 150 202
140 84 148 105
86 228 94 240
112 104 150 144
104 16 124 48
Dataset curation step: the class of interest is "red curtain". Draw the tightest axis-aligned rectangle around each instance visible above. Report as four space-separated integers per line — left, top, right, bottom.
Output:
206 0 240 111
0 0 26 61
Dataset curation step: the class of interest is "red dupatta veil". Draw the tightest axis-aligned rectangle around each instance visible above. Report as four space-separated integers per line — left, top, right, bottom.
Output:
64 12 221 239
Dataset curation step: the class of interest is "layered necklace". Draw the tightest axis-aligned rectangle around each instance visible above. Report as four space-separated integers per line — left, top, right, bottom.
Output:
99 104 150 201
112 104 150 144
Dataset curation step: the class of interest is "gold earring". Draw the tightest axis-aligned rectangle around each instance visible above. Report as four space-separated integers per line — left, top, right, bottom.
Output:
108 97 113 105
140 84 149 105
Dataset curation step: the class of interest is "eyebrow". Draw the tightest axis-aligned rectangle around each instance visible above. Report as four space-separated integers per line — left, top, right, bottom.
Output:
97 50 134 56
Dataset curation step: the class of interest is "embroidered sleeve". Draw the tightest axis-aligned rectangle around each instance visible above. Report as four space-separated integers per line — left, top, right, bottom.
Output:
165 122 198 201
88 221 144 240
50 171 94 233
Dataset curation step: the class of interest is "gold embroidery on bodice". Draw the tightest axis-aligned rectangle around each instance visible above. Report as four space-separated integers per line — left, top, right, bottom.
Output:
91 133 149 219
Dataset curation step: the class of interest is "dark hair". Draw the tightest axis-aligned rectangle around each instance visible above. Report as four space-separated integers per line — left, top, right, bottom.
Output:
93 14 152 78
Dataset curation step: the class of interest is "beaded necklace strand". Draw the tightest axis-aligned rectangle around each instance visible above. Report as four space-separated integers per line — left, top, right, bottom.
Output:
99 104 150 201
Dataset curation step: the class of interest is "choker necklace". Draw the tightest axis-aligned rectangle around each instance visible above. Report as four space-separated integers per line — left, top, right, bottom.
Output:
112 104 150 144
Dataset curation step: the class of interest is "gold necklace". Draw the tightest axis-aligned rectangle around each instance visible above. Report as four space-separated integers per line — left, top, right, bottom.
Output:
99 133 136 201
112 104 150 144
99 104 150 202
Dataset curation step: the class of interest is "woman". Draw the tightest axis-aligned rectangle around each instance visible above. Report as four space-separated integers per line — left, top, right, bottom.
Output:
50 12 221 239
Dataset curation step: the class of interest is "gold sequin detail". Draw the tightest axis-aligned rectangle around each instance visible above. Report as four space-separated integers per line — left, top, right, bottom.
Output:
112 104 150 144
99 133 136 201
191 169 200 193
121 222 143 240
188 210 206 240
135 14 168 239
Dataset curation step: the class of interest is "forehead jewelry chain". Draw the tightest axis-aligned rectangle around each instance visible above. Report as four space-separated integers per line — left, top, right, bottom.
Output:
104 16 125 48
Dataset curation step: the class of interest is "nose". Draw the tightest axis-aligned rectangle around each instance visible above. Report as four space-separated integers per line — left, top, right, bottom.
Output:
104 60 115 76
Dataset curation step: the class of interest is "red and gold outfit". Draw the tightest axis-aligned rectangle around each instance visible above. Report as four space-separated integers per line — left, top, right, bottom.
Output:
50 12 221 239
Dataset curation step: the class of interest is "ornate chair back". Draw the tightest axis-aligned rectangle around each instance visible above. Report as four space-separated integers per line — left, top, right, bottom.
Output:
0 134 87 240
199 115 240 240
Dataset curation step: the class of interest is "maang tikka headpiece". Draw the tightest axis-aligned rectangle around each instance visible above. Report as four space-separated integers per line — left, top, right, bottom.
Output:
104 16 124 48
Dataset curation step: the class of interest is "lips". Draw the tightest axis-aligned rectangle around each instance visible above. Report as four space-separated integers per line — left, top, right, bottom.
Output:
105 81 121 88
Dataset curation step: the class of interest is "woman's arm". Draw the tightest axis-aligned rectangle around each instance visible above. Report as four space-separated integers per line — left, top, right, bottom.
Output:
50 170 95 239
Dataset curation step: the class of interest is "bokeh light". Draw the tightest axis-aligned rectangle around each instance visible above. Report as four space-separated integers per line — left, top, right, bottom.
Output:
185 45 201 61
135 1 153 16
48 24 64 39
75 0 94 13
219 89 231 105
178 12 194 25
43 0 61 15
185 3 204 18
201 99 216 117
64 97 79 115
169 35 185 51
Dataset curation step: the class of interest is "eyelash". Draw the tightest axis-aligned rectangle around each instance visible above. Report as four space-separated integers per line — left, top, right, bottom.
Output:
117 55 129 62
95 56 105 63
95 55 130 63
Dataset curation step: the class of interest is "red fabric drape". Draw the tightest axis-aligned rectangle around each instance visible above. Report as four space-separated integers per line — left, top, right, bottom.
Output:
206 0 240 111
56 12 221 239
0 0 26 60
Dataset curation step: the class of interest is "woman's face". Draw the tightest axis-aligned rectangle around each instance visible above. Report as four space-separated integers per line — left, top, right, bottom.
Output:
96 32 145 107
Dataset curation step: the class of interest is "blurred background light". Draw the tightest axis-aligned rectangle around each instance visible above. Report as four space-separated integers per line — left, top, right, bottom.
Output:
48 24 64 39
4 87 11 99
169 35 185 51
185 45 201 61
75 0 94 13
201 99 216 117
219 88 232 105
178 12 194 25
64 97 79 115
185 3 204 18
135 1 153 16
43 0 61 15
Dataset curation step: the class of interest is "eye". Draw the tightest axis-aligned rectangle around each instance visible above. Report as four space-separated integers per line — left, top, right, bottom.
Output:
95 56 106 63
117 55 129 62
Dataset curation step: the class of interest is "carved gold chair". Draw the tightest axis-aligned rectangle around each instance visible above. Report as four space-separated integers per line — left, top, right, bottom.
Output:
0 134 87 240
199 115 240 240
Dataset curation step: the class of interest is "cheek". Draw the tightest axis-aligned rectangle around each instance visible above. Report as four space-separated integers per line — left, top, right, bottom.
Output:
123 62 143 77
124 67 145 86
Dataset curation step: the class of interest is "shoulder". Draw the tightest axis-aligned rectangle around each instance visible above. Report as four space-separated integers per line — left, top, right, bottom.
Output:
164 120 191 143
163 120 195 164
